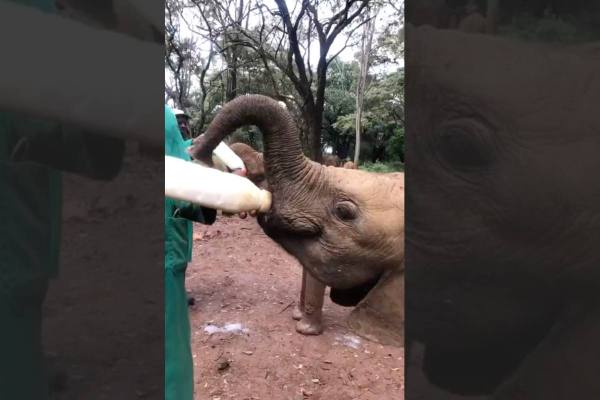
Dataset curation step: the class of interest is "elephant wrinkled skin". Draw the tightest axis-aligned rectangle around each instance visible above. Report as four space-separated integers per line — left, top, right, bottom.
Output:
405 25 600 399
228 143 371 336
190 95 404 347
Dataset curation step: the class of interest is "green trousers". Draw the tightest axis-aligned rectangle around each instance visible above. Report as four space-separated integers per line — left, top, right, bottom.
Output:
0 277 49 400
165 261 194 400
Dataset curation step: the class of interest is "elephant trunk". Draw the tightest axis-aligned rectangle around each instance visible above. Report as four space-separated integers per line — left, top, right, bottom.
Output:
190 95 311 194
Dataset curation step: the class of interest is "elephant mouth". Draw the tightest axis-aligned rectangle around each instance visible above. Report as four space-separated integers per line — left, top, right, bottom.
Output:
329 272 382 307
257 212 322 238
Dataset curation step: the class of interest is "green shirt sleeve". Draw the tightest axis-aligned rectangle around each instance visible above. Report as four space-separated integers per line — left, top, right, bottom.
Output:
165 106 215 225
9 118 125 180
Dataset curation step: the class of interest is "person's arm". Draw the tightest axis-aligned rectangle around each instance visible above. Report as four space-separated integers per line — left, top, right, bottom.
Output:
174 204 217 225
10 117 125 180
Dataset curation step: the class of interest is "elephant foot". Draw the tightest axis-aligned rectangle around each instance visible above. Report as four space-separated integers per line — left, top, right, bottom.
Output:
295 314 323 335
292 304 303 320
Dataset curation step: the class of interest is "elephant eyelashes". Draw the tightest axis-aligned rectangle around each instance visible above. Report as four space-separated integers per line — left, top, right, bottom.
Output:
435 118 495 169
334 201 358 221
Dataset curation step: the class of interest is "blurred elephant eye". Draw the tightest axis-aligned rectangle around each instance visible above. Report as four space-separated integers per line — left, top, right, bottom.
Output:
435 119 495 168
335 201 358 221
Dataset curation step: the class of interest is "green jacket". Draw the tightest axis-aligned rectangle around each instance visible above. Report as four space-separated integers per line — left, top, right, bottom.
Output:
164 105 215 400
164 110 215 264
1 0 125 280
0 111 124 400
1 11 123 400
0 0 125 382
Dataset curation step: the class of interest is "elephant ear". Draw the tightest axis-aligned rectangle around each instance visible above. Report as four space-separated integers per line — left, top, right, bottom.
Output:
347 265 404 347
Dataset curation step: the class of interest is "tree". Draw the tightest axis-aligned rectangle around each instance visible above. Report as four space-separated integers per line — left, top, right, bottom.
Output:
164 0 404 160
210 0 372 161
194 0 248 128
166 0 251 134
165 0 197 109
354 9 377 165
192 0 253 101
323 60 358 158
331 67 404 162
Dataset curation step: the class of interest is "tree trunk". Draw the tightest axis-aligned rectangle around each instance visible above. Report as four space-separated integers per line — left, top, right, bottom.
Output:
226 62 237 101
308 109 323 163
486 0 499 34
354 15 376 166
195 44 215 136
354 106 363 165
308 57 329 163
224 0 245 102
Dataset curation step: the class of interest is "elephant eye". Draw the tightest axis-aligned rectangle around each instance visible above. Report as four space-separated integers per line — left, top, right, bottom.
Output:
435 118 495 169
334 201 358 221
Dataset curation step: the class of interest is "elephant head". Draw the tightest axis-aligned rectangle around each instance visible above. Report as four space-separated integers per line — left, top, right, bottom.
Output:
405 25 600 396
190 95 404 345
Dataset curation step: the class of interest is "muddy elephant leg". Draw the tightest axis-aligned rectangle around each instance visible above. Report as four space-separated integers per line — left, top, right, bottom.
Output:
293 268 326 335
292 268 307 321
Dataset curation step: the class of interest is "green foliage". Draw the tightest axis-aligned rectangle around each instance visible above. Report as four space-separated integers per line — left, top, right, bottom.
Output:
166 1 404 163
331 113 356 132
387 127 404 162
327 60 359 93
229 127 264 151
324 63 404 162
359 161 404 173
321 60 359 159
372 13 403 66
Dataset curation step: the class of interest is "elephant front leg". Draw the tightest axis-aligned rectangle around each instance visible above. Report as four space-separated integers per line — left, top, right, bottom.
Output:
291 268 306 321
293 268 326 335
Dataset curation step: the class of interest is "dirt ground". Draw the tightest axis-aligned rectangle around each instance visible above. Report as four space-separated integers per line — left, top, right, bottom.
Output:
43 147 164 400
188 217 404 400
40 146 403 399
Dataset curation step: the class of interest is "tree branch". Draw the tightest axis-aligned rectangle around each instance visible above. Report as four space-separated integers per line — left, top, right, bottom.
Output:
326 0 370 48
326 15 373 66
275 0 312 101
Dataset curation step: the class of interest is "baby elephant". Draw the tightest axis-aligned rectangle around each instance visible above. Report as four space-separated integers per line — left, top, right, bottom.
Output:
228 143 369 335
322 154 341 167
342 161 357 169
191 95 404 347
291 159 365 335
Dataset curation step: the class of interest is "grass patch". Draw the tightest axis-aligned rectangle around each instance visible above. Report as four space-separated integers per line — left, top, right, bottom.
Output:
359 161 404 173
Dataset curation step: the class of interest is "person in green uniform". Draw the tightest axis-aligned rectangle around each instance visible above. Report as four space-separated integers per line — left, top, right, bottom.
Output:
164 104 218 400
1 115 124 400
165 104 250 399
0 4 126 397
173 109 192 140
